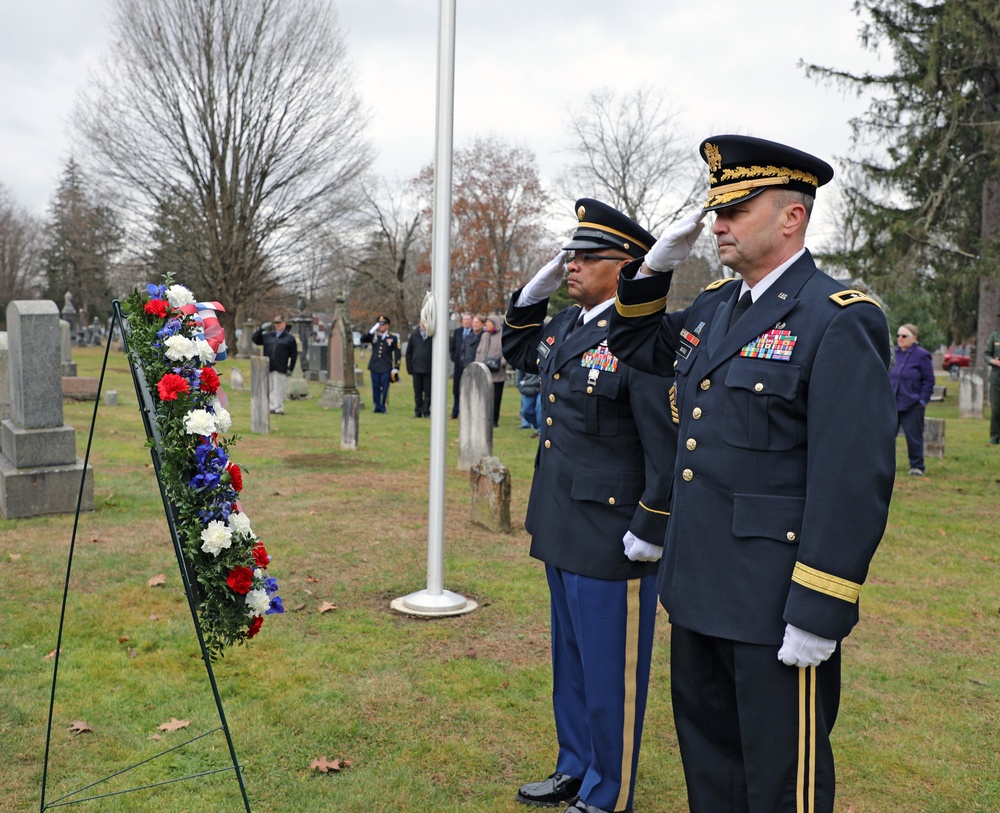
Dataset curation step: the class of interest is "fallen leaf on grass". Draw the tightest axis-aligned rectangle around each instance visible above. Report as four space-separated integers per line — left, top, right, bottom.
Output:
310 756 352 773
317 602 337 614
68 721 93 735
291 603 307 612
147 574 167 587
157 718 190 732
119 636 130 644
149 614 159 621
45 649 60 660
127 648 138 658
8 553 21 561
306 575 321 583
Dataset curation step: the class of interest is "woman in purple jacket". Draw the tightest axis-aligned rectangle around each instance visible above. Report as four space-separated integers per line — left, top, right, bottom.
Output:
890 323 936 475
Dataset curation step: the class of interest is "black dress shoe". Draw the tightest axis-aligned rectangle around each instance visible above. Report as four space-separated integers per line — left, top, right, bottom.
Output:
516 772 582 807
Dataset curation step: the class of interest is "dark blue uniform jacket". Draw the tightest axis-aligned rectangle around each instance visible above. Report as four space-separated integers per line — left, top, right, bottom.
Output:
609 250 896 643
503 293 676 581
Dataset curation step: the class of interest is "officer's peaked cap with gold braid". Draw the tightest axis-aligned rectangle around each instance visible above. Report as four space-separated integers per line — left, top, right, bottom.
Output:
563 198 655 260
699 135 834 212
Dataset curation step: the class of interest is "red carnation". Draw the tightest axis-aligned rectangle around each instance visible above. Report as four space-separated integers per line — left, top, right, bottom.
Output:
247 616 263 638
227 464 243 493
156 373 190 401
144 299 169 319
226 566 254 595
252 543 270 568
200 367 221 393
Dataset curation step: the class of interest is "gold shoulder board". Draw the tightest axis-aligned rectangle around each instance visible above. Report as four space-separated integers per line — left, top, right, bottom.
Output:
704 277 739 291
830 290 881 309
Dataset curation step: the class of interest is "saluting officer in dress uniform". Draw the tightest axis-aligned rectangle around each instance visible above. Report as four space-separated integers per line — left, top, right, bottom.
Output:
607 135 897 813
360 315 401 413
503 200 676 813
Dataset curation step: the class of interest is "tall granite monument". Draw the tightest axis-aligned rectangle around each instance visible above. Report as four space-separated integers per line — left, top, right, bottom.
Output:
0 301 94 518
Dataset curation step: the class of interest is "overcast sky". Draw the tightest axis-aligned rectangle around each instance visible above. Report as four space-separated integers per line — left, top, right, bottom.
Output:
0 0 887 247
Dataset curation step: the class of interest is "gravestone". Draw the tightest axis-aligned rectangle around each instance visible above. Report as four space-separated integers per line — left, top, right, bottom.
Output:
0 301 94 518
319 298 359 409
342 393 360 450
59 320 77 377
457 362 493 470
924 417 945 458
250 356 270 434
286 336 310 400
0 333 10 422
104 390 118 407
229 366 245 391
958 369 985 419
470 456 512 533
237 320 254 359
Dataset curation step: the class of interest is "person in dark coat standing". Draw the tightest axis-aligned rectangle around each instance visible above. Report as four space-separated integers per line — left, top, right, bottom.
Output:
608 135 897 813
359 315 401 413
251 314 298 414
449 312 474 418
405 321 433 417
889 323 935 475
503 199 676 813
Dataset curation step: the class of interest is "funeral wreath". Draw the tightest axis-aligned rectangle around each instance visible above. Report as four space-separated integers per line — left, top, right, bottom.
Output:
122 280 282 658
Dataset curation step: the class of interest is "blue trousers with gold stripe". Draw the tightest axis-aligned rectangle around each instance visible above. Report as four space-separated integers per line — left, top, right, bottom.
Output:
669 625 841 813
546 565 658 813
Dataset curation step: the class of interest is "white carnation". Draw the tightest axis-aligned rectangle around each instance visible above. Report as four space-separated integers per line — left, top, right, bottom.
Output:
194 339 216 364
227 510 254 539
166 284 196 308
200 520 233 556
184 409 217 436
245 588 271 617
212 402 232 433
163 334 198 362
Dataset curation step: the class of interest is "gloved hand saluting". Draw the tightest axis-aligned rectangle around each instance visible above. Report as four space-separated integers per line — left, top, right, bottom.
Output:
644 210 706 273
777 623 837 668
519 250 569 304
622 530 663 562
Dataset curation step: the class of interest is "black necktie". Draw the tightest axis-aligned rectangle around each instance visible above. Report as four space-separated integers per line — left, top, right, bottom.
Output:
567 311 585 333
728 290 753 331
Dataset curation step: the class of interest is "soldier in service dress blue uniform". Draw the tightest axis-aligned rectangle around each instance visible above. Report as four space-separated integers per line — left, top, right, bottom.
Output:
607 135 897 813
503 200 676 813
359 315 401 413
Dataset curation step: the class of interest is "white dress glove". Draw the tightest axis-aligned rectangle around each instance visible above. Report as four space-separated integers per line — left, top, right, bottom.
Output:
369 322 380 334
644 210 706 273
622 530 663 562
517 251 569 305
777 623 837 668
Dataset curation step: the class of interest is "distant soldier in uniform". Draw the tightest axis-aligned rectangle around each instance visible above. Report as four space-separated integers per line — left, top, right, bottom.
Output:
984 315 1000 444
608 135 897 813
503 199 676 813
360 315 401 413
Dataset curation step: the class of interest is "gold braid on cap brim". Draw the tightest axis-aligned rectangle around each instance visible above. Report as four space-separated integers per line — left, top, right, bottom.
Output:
715 164 820 187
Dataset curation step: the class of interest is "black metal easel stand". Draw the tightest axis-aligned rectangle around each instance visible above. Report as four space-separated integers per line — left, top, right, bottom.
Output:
39 301 252 811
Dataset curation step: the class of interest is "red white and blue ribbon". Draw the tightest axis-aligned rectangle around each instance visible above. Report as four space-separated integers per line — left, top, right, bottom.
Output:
181 301 228 362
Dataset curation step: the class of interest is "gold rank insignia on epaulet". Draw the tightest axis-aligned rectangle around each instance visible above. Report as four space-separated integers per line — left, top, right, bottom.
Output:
704 277 739 291
830 290 881 309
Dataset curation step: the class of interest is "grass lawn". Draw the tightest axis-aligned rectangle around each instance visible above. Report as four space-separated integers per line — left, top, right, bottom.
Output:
1 348 998 812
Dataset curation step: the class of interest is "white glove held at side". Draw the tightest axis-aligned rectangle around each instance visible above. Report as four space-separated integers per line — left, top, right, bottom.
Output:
777 623 837 668
622 531 663 562
518 251 569 305
644 210 706 273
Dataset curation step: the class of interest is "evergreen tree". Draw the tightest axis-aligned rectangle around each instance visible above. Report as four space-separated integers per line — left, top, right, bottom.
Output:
42 159 123 324
805 1 1000 352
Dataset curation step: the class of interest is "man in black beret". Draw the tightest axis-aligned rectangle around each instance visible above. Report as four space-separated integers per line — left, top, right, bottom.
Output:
503 199 676 813
608 135 897 812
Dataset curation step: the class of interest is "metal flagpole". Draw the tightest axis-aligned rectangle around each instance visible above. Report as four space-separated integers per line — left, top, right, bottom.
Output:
392 0 475 617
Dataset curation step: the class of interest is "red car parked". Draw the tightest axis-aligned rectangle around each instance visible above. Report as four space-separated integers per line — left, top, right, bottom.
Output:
942 345 972 377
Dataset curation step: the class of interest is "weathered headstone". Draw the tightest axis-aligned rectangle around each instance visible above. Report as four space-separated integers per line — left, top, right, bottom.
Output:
470 455 512 533
237 320 254 359
229 366 245 391
250 356 270 434
0 301 94 518
924 417 945 458
104 390 118 407
457 362 493 470
59 319 77 377
319 297 359 409
0 333 10 422
342 393 360 450
286 336 310 400
958 369 985 419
